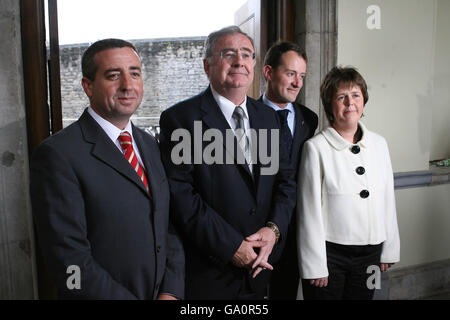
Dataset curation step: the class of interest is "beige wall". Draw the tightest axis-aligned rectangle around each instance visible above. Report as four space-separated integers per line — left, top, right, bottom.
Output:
337 0 450 172
394 184 450 268
431 0 450 160
337 0 450 268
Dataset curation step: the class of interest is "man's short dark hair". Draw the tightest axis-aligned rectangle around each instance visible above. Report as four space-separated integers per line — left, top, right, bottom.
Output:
263 41 307 72
82 38 138 81
320 66 369 124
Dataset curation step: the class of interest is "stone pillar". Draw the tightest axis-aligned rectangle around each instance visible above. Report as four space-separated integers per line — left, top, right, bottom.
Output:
0 0 38 299
294 0 337 130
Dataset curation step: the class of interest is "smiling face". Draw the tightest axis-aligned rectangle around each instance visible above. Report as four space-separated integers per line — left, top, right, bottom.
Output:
82 47 143 129
264 50 307 108
331 84 364 131
204 33 255 100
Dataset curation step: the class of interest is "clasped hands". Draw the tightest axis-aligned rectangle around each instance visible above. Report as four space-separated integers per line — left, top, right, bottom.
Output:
231 227 277 278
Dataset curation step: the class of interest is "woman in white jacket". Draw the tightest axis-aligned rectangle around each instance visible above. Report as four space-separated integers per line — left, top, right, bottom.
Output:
297 67 400 300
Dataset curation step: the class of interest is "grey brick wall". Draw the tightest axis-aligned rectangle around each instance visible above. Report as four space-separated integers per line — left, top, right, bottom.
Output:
59 37 209 129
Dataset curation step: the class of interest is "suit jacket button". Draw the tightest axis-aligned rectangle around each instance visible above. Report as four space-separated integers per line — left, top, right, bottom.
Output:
360 190 369 198
156 246 161 253
351 145 361 154
249 208 256 215
356 166 365 175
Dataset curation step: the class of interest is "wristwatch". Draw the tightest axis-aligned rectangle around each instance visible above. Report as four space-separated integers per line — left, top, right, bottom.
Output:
266 222 280 243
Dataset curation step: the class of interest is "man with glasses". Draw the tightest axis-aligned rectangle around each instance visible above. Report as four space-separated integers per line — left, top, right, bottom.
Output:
159 26 296 299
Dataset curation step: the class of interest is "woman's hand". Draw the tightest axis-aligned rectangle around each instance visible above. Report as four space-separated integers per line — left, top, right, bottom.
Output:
310 277 328 287
380 263 394 272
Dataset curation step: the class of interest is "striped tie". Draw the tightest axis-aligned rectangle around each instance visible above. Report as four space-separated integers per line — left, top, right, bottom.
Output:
232 106 253 173
118 131 150 194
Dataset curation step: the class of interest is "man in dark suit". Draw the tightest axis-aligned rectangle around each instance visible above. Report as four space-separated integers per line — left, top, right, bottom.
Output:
30 39 184 299
159 26 296 300
259 41 318 299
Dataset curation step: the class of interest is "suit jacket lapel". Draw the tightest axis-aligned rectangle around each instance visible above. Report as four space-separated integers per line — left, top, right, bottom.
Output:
200 87 230 141
79 109 149 196
291 103 304 158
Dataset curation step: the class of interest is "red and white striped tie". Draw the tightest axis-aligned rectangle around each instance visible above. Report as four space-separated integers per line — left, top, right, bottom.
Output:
118 131 150 194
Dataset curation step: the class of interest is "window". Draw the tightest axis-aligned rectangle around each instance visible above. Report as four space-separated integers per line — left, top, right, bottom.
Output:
53 0 248 134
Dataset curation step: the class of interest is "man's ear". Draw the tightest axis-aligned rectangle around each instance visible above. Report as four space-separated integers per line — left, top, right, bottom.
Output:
203 59 210 78
263 65 273 81
81 77 93 98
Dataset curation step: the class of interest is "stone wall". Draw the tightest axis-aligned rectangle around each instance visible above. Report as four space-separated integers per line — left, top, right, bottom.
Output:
60 37 209 129
0 0 37 299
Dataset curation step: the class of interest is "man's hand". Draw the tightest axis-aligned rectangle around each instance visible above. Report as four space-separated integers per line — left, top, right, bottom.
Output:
246 227 277 278
231 239 272 270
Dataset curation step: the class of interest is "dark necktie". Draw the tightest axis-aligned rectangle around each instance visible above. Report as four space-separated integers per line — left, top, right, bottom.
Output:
232 106 253 173
118 131 150 195
277 109 293 156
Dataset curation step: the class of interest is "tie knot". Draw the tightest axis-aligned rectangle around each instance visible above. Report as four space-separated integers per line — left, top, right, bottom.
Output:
277 109 290 124
118 131 132 150
232 106 246 120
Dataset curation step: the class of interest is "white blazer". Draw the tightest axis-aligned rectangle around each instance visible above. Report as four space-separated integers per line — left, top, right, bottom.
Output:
297 122 400 279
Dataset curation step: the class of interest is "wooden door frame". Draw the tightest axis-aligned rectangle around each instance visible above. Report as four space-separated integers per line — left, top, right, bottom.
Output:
20 0 60 299
21 0 62 158
20 0 50 156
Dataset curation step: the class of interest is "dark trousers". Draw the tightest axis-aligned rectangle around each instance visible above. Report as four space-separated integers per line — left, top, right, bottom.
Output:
269 227 299 299
302 241 383 300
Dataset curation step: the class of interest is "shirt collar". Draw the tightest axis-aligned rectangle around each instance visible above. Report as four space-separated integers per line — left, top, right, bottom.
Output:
262 93 295 114
210 85 249 122
87 107 133 143
322 121 369 150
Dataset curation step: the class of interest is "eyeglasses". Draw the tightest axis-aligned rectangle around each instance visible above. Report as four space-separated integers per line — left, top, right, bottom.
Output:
219 49 256 62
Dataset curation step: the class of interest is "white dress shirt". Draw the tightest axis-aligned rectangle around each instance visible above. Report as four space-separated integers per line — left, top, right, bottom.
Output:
210 86 250 133
87 107 146 169
296 122 400 279
262 93 296 136
210 86 254 172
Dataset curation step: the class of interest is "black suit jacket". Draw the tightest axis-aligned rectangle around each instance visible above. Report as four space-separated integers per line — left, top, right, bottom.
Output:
258 96 318 298
30 109 184 299
159 87 296 299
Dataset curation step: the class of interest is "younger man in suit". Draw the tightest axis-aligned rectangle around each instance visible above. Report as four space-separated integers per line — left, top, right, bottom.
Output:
260 41 318 299
30 39 184 299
